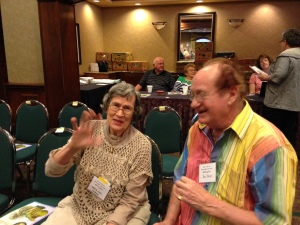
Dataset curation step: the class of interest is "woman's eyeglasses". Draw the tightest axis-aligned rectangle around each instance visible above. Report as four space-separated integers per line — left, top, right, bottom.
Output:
109 102 134 115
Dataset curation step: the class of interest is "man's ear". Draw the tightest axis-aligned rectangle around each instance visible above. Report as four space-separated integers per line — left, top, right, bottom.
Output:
227 85 239 105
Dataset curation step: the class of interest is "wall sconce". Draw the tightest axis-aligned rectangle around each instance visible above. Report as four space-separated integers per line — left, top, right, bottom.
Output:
152 22 167 30
227 19 244 28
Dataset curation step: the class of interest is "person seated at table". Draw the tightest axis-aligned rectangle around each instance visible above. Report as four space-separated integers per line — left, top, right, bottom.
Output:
183 48 190 59
42 82 153 225
248 54 272 94
173 63 196 94
135 56 175 92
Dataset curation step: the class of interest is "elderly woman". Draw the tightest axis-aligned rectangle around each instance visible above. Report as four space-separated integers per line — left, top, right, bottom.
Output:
43 83 153 225
173 63 196 94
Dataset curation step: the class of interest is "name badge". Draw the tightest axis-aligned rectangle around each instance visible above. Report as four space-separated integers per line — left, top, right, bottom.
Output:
199 162 216 183
87 176 111 200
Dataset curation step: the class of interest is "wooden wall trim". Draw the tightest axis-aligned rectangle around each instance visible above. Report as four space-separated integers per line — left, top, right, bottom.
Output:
4 83 46 134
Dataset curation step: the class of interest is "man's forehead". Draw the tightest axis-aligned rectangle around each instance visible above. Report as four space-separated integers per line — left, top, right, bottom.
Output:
197 64 219 78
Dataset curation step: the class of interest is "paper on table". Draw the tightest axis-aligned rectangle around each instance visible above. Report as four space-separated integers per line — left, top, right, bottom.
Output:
168 92 182 95
92 79 120 84
141 94 151 97
0 201 55 225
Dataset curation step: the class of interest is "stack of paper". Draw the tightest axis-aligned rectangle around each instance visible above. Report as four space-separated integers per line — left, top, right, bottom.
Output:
92 79 121 84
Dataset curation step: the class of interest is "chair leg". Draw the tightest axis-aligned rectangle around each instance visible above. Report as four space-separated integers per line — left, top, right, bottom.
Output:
26 160 32 196
16 164 24 180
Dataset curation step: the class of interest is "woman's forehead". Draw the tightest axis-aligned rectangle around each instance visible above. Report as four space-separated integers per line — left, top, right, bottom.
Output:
111 95 135 104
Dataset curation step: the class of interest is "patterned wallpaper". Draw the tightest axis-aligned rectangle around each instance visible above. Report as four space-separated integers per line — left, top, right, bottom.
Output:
2 0 44 84
1 1 300 82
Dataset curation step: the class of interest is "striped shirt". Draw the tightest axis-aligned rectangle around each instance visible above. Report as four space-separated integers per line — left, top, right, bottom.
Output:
174 101 298 225
138 69 175 92
173 76 192 93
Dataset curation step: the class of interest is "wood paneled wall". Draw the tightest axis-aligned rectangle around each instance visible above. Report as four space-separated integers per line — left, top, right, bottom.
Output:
37 0 80 128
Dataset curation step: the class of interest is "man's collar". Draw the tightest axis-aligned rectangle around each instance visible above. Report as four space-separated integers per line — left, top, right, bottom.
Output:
197 100 253 140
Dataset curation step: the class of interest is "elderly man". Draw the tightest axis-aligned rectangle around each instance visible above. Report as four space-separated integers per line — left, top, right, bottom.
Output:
135 57 175 92
155 58 297 225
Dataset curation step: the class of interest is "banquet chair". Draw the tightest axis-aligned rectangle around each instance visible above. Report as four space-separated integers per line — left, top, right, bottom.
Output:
0 99 12 133
145 135 163 224
0 127 16 216
14 100 49 194
144 106 181 181
58 101 90 129
1 128 75 224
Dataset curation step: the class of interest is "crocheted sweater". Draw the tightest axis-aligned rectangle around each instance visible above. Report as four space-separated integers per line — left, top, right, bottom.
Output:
45 120 153 225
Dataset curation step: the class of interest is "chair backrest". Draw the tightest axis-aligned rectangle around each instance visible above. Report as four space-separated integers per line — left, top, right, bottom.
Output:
14 100 49 143
32 128 75 197
58 101 90 129
144 106 181 154
0 127 16 212
145 135 162 207
0 99 12 133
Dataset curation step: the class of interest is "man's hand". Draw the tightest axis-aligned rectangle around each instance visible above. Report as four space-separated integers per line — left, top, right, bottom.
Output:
175 176 216 214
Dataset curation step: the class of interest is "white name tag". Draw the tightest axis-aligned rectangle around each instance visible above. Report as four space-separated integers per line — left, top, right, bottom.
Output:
199 162 216 183
87 176 111 200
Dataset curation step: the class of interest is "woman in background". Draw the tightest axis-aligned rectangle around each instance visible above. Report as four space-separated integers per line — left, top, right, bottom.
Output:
248 54 272 94
259 28 300 151
173 63 196 94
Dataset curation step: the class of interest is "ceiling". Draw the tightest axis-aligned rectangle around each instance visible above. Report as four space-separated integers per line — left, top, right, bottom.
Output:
85 0 271 8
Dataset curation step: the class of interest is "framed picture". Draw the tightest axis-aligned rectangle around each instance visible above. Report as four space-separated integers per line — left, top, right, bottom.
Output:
76 23 82 64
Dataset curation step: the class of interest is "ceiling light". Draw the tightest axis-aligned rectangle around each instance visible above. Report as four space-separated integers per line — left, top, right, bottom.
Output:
135 3 141 5
196 0 203 2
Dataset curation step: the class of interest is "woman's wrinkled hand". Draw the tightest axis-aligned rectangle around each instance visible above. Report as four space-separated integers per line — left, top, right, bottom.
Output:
68 110 102 151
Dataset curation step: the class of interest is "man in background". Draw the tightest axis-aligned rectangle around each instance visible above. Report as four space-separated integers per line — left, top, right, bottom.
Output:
135 57 175 92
